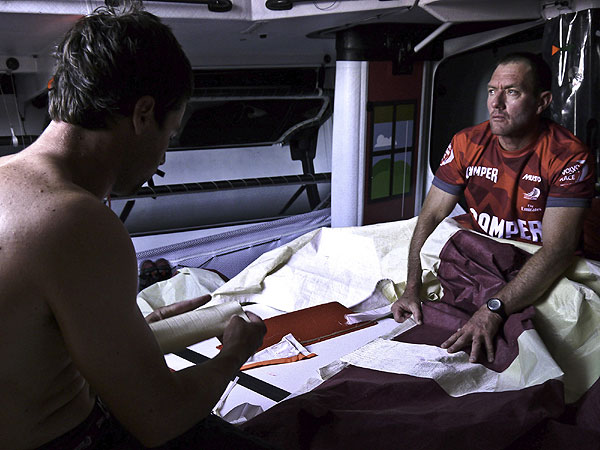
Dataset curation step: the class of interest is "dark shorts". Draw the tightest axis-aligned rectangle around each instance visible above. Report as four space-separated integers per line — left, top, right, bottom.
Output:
38 400 279 450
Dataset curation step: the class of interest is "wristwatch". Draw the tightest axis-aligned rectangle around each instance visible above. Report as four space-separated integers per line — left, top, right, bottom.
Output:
486 298 507 321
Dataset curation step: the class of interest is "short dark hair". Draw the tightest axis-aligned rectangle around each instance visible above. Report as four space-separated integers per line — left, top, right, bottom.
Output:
496 52 552 94
49 2 193 129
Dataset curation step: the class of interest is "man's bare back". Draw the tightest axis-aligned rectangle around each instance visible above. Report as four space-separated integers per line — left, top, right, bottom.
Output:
1 6 269 449
1 125 269 450
0 149 98 448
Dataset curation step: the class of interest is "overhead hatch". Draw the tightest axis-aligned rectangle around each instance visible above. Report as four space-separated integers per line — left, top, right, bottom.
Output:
172 67 332 149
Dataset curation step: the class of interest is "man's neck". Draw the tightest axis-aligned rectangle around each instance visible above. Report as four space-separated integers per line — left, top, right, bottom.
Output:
497 120 543 152
32 121 119 200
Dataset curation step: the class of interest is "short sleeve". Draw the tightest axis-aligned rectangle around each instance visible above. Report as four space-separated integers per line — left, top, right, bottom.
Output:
433 134 466 196
547 145 596 208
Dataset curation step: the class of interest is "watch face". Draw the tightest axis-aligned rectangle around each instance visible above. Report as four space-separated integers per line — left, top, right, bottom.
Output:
488 298 502 311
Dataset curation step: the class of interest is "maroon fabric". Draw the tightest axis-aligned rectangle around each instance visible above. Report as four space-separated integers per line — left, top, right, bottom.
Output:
573 374 600 432
242 365 565 450
242 230 600 449
507 376 600 449
436 230 530 311
396 230 535 371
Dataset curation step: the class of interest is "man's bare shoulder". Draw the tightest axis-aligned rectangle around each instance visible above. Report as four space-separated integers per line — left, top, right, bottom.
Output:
9 187 131 260
40 190 138 299
41 189 129 244
0 154 138 301
4 153 125 238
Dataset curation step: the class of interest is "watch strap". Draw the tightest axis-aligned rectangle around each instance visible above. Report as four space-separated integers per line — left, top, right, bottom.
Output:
486 298 507 321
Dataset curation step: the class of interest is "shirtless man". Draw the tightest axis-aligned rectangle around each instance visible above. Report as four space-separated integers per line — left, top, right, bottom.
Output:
392 53 595 363
0 4 268 449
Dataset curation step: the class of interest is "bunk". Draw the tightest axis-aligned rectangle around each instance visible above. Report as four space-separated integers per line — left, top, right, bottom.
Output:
137 215 600 449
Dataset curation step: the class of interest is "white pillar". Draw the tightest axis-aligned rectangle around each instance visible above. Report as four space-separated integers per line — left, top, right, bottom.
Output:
331 60 368 228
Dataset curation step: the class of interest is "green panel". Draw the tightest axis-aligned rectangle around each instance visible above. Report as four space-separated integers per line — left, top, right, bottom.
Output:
392 157 412 195
395 103 415 121
373 105 394 124
371 156 391 200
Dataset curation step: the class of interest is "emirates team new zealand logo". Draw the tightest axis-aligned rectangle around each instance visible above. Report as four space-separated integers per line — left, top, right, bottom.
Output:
523 187 541 201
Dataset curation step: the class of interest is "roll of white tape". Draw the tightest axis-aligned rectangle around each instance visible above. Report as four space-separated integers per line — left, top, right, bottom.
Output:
149 302 247 354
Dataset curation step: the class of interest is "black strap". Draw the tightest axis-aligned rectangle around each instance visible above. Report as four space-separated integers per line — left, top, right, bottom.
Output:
173 348 291 402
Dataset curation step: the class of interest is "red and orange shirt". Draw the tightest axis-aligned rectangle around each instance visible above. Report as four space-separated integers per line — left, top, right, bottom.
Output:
433 120 596 244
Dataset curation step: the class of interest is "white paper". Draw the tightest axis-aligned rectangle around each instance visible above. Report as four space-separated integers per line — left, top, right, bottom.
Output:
333 330 562 398
345 305 392 324
241 333 315 369
213 376 239 415
221 402 264 425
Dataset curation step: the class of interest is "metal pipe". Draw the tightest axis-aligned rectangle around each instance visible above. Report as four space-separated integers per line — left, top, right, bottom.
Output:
413 22 453 54
110 172 331 200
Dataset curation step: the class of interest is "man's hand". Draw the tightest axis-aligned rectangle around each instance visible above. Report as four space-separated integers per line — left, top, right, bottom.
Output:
441 305 503 363
144 295 212 324
391 186 459 326
391 288 423 325
220 311 267 363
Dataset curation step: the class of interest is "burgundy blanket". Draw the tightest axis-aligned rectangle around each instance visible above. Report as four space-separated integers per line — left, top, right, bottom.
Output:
242 231 600 449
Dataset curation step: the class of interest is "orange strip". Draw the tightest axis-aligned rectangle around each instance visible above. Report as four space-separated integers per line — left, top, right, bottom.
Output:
239 353 317 371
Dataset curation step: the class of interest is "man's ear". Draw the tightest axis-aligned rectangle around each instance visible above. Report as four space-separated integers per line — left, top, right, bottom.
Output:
132 95 156 135
537 90 552 115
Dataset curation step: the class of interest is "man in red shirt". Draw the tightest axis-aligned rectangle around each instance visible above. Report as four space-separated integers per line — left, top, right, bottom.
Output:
392 52 596 363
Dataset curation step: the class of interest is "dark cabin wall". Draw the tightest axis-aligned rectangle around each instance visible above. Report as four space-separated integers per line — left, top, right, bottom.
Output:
0 71 52 152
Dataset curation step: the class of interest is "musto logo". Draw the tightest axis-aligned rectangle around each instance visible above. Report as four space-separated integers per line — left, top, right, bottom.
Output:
470 208 542 242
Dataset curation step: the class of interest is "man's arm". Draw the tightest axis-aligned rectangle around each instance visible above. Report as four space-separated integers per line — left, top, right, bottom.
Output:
441 206 587 363
392 186 459 324
44 198 265 448
144 295 212 323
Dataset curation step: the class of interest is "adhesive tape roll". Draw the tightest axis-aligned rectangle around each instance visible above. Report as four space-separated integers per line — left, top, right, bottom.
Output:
149 302 247 354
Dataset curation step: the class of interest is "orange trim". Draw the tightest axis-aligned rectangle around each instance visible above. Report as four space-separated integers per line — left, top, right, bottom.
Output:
239 352 317 371
551 45 560 56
